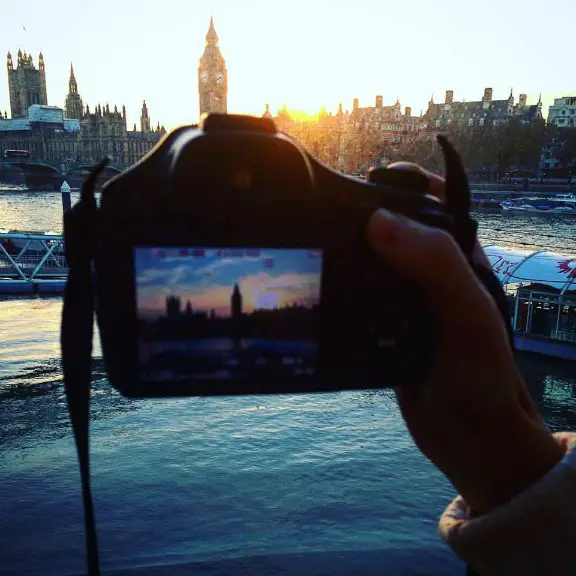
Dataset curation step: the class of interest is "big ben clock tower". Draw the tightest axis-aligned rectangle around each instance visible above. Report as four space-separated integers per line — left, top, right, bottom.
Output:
198 17 227 118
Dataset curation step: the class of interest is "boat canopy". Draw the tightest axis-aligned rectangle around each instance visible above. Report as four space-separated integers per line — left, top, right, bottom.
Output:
484 246 576 294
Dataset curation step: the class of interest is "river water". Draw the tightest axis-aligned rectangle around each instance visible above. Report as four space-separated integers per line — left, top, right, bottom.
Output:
0 189 575 576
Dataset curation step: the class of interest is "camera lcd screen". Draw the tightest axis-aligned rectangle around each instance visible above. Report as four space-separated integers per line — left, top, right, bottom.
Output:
134 247 323 383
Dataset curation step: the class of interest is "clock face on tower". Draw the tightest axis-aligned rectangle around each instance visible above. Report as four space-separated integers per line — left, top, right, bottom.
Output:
215 73 224 85
201 71 208 84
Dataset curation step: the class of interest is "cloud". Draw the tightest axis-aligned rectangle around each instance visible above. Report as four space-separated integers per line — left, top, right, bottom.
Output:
137 265 196 288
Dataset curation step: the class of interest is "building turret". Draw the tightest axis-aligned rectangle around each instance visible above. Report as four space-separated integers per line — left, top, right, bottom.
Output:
7 49 48 117
141 100 150 132
65 63 83 119
263 103 273 119
122 105 126 122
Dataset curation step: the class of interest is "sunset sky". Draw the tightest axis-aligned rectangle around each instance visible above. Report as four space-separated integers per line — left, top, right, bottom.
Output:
135 247 323 319
2 0 574 130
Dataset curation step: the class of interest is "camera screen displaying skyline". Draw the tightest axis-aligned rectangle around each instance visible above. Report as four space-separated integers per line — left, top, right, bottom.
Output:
134 247 323 382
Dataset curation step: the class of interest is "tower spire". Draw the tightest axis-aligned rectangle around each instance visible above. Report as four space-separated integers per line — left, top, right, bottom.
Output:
69 62 78 94
206 16 218 46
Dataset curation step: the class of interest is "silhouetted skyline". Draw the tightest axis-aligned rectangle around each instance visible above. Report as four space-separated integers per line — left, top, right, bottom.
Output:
135 247 322 320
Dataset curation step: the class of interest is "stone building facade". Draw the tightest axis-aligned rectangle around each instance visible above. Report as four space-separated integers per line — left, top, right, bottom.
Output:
263 96 423 173
547 96 576 128
261 88 544 173
421 88 542 134
0 54 166 167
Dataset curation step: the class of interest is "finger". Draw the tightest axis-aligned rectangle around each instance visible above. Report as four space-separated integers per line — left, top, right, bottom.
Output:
387 163 492 271
387 161 446 202
366 208 502 338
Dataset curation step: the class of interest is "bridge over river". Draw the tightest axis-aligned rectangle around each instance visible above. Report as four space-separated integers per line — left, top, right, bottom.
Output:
0 158 124 187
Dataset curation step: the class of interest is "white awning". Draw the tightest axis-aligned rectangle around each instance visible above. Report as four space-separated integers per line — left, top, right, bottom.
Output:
484 246 576 294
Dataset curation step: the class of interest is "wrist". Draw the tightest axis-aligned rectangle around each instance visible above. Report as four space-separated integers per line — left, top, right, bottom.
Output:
450 411 564 515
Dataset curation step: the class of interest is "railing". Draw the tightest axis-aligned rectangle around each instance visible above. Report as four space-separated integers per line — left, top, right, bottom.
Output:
0 232 68 280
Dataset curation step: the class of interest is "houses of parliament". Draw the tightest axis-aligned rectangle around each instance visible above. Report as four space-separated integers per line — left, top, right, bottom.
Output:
0 18 228 167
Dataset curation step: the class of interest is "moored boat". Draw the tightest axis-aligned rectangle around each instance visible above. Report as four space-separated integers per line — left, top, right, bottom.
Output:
500 195 576 214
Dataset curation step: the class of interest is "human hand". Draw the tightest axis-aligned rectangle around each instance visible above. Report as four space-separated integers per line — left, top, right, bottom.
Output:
366 162 564 515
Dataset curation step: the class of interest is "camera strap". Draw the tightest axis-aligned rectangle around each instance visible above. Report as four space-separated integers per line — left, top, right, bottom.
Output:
61 160 108 576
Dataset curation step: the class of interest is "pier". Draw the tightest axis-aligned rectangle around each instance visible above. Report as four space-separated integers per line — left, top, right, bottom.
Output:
0 231 67 294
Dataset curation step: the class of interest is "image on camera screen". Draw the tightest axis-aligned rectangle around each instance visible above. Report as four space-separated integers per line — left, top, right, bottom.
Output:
134 247 323 382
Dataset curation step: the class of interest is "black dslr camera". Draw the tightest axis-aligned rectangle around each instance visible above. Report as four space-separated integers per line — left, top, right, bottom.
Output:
64 114 505 399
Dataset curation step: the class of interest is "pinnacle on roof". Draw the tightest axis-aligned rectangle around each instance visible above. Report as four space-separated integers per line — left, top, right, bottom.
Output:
70 62 75 79
206 17 218 41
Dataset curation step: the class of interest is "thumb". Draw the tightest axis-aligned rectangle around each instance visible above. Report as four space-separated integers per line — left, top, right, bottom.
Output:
366 208 499 336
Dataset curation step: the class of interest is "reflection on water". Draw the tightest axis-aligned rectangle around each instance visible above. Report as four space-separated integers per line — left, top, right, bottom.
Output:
0 297 575 575
474 210 576 253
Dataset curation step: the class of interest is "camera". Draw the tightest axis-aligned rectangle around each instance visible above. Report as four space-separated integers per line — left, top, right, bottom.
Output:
85 114 471 398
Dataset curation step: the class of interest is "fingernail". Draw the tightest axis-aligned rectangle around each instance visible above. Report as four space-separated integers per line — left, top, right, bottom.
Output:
367 209 402 250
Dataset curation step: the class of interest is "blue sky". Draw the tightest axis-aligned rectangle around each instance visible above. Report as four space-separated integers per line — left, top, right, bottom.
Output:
1 0 574 129
135 247 323 318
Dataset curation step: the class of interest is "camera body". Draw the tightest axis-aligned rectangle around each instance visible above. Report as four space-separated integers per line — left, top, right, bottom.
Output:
94 114 456 398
